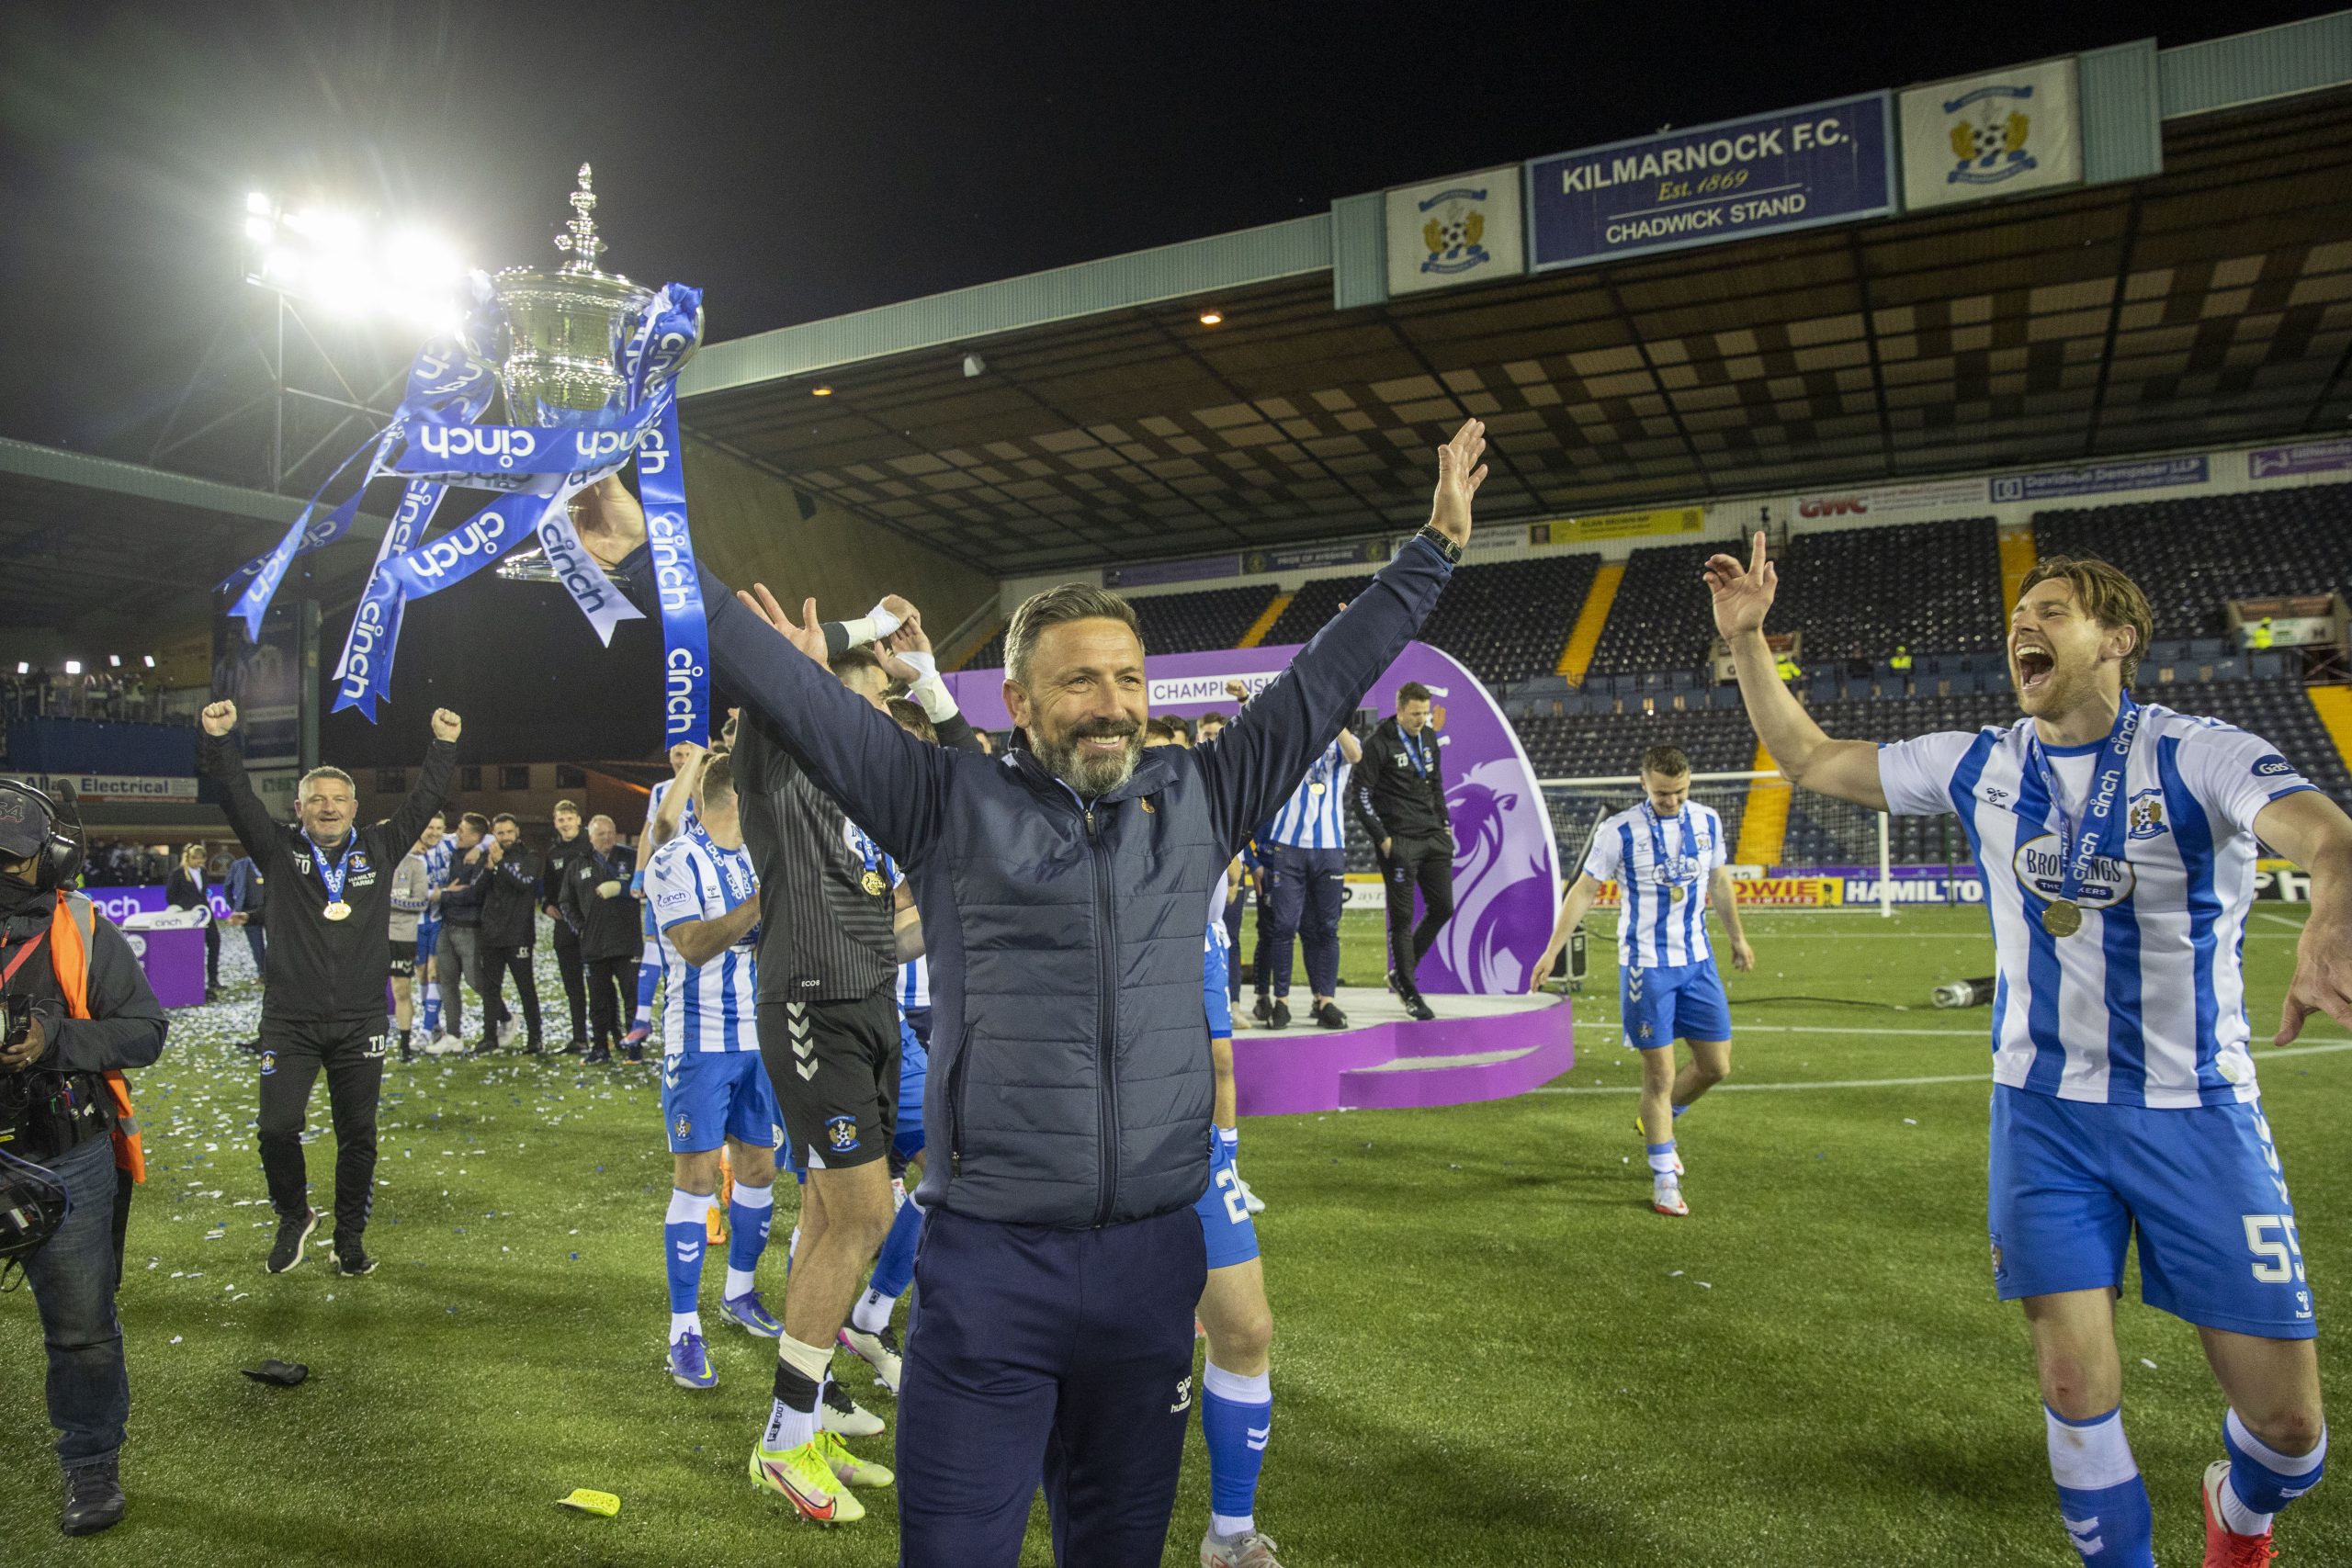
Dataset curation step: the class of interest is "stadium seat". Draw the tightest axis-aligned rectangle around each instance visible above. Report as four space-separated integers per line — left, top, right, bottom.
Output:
2033 491 2352 643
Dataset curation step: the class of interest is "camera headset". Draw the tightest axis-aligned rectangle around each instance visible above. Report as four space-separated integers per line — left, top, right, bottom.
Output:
0 778 86 892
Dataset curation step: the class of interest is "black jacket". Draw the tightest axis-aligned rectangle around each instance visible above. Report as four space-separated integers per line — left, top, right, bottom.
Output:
4 890 168 1077
198 732 453 1022
477 844 542 948
627 534 1453 1228
1351 716 1452 847
542 831 589 931
557 842 639 962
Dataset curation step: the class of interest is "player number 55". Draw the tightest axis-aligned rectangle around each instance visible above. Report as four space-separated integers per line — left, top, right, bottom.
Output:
2243 1213 2307 1284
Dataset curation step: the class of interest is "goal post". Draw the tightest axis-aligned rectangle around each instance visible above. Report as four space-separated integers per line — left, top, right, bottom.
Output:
1535 770 1922 917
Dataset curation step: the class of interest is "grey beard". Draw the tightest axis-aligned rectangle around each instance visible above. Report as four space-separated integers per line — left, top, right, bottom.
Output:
1037 730 1140 798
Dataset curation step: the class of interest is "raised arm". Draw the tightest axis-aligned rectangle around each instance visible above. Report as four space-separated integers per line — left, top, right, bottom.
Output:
383 712 460 852
1705 532 1886 810
571 478 944 863
2255 788 2352 1043
650 743 708 856
1195 421 1484 850
196 700 283 860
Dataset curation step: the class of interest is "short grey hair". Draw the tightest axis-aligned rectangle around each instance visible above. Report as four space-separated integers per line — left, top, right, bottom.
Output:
1003 583 1144 686
299 765 355 796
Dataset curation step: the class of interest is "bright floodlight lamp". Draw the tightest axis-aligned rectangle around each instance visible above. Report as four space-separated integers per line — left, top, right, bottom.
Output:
107 654 121 668
240 194 469 330
13 662 27 676
63 660 81 676
142 654 157 669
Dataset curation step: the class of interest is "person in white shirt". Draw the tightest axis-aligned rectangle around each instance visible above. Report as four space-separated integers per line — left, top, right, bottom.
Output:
1528 745 1753 1216
1708 535 2352 1568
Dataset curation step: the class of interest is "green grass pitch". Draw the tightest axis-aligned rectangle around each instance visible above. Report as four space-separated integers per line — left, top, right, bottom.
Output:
3 904 2345 1565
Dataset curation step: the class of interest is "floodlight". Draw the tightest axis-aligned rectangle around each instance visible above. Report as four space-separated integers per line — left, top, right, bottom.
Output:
13 662 27 675
63 660 82 676
245 191 272 217
142 654 157 669
107 654 121 668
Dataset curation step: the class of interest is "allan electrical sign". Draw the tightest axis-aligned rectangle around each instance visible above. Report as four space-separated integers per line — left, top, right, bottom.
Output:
1527 93 1894 270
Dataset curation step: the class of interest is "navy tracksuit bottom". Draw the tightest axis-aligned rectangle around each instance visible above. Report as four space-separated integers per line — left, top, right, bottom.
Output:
1262 842 1345 998
897 1205 1207 1567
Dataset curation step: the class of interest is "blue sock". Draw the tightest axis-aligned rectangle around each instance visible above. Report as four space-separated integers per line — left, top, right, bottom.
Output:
869 1193 922 1302
1645 1141 1679 1179
2046 1406 2154 1567
726 1180 775 1280
633 942 661 1027
421 978 441 1033
1201 1360 1272 1538
1671 1103 1687 1120
664 1189 714 1316
2221 1408 2326 1533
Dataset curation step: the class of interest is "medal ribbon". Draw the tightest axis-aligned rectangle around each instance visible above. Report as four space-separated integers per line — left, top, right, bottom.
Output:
1642 802 1697 886
2023 695 2141 911
308 833 355 909
1401 726 1430 779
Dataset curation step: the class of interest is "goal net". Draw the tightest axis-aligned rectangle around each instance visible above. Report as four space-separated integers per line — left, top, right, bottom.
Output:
1532 770 1981 917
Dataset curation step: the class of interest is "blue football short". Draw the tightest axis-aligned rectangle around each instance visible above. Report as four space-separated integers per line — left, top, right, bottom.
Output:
1988 1084 2316 1338
413 919 439 966
660 1050 779 1156
1620 959 1731 1049
1204 940 1233 1038
1195 1132 1260 1269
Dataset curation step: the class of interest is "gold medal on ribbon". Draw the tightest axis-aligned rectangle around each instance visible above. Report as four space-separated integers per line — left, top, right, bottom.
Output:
1309 781 1327 795
1669 885 1686 903
2041 898 2082 938
322 901 352 922
861 870 887 897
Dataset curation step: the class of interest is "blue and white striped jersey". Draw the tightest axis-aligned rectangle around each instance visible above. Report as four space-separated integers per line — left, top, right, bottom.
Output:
647 829 760 1055
418 838 453 931
634 777 700 893
1582 801 1727 969
1879 705 2316 1108
1262 740 1351 849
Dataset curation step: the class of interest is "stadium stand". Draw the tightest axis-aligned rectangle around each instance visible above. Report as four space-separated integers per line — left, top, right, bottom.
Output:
2033 490 2352 643
1412 554 1599 686
958 626 1006 671
1767 517 2006 665
1258 573 1375 652
1128 582 1283 657
1581 541 1721 678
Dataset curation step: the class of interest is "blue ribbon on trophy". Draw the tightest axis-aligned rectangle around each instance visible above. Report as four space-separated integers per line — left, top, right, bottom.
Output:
226 166 716 747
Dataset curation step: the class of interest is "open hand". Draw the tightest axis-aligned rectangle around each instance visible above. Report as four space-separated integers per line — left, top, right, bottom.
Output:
201 700 237 737
2277 914 2352 1044
738 583 831 669
431 708 462 743
1426 418 1488 546
570 477 647 570
888 608 933 657
1732 937 1757 973
1705 532 1778 640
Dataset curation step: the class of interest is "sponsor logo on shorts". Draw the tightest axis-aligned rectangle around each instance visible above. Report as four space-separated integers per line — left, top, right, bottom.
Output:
826 1115 862 1154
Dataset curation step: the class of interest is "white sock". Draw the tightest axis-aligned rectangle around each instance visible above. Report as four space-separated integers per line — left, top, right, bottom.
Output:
2220 1481 2272 1537
852 1287 896 1335
1212 1512 1255 1540
761 1334 834 1450
669 1310 700 1343
1216 1123 1238 1150
724 1267 758 1299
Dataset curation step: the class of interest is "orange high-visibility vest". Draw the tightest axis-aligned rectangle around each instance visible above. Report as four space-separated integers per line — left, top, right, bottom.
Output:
46 891 146 1184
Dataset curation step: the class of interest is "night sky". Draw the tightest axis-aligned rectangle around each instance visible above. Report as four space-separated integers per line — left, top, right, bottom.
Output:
4 0 2340 464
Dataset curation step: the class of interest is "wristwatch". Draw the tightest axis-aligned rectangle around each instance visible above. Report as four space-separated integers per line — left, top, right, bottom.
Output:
1415 525 1464 565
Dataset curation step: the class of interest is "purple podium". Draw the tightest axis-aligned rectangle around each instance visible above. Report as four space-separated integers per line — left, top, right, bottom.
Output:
122 926 208 1010
1232 996 1574 1116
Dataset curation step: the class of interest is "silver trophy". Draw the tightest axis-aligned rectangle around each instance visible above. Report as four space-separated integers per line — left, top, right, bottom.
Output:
491 164 690 581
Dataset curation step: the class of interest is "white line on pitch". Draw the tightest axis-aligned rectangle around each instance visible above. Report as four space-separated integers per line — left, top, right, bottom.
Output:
2257 912 2309 931
1533 1040 2352 1094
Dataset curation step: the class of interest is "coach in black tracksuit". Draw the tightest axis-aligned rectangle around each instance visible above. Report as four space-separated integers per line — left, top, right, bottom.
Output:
1349 681 1455 1020
557 815 638 1061
471 815 544 1055
541 803 590 1049
198 699 458 1275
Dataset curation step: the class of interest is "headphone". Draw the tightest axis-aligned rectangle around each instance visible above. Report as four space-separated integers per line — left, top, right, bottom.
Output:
0 779 85 892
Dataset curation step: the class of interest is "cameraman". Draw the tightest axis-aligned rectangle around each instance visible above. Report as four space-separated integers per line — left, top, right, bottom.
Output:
1 781 166 1537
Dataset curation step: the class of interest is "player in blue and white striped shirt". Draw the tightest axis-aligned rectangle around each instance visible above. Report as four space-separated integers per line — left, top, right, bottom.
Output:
644 757 781 1392
1530 745 1755 1216
416 815 454 1044
1253 729 1361 1029
1712 536 2352 1567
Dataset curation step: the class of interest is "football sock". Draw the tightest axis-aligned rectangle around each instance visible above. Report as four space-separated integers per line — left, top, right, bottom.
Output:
669 1309 699 1344
1216 1123 1239 1151
2221 1407 2327 1535
664 1189 715 1316
2045 1405 2154 1568
421 979 441 1033
763 1334 832 1450
633 940 661 1026
860 1195 923 1327
727 1180 775 1281
1645 1141 1679 1182
398 1027 413 1052
1672 1103 1688 1120
1202 1359 1272 1539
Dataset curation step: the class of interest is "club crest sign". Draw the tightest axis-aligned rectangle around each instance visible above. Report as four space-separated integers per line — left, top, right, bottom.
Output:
1901 58 2082 211
1385 167 1524 298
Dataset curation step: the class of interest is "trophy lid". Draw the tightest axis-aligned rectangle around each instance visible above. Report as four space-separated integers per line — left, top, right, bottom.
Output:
556 164 608 276
493 164 644 299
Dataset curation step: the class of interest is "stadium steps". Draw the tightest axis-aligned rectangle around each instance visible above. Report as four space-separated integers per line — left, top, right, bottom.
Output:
1734 739 1790 865
2309 684 2352 777
950 619 1006 672
1998 525 2038 612
1238 592 1294 649
1557 561 1623 682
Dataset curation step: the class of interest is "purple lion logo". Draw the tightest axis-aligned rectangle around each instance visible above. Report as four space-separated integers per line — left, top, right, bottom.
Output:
1422 760 1557 993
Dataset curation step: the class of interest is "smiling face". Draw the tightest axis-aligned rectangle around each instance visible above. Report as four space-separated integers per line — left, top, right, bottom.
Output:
667 742 696 775
553 807 581 840
419 816 445 852
1003 616 1148 797
588 816 617 854
1641 769 1690 817
298 773 356 844
2009 576 2133 721
492 819 519 850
